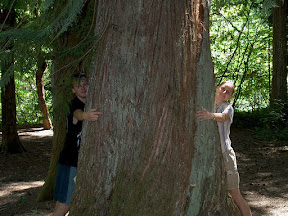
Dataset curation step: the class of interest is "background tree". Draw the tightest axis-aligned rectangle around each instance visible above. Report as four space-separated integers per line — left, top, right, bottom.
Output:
36 51 52 130
271 0 287 107
0 4 24 153
0 0 53 152
0 0 54 129
70 1 239 215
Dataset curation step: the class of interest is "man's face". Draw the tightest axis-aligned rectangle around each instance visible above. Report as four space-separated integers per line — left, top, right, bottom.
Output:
72 78 88 99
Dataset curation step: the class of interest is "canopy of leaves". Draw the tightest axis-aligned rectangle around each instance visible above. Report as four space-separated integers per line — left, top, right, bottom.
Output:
0 0 98 125
210 0 278 111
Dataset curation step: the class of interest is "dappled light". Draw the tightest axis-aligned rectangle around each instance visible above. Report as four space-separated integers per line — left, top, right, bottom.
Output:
0 180 55 215
0 0 287 214
0 128 55 215
0 127 286 215
18 128 54 137
231 127 288 216
248 192 288 215
0 181 44 203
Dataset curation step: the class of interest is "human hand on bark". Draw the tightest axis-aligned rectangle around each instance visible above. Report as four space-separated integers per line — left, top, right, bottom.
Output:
196 107 214 121
83 108 103 121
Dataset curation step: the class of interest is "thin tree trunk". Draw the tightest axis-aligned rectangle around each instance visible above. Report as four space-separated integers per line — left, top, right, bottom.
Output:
271 0 287 107
36 55 52 130
0 8 24 154
71 1 240 215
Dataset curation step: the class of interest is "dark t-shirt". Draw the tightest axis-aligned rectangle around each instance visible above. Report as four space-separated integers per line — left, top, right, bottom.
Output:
59 97 85 167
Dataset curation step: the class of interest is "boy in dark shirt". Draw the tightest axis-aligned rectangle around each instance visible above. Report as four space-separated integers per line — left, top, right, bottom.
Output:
52 73 102 216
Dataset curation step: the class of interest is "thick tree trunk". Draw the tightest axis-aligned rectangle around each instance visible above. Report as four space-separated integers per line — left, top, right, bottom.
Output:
36 55 52 130
71 1 239 215
271 0 287 106
1 72 25 153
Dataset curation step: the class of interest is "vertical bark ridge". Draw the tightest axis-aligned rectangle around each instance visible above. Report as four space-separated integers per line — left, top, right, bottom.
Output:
71 1 239 215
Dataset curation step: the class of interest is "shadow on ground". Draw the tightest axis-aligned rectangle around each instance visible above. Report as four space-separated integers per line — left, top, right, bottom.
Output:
0 127 288 215
232 127 288 216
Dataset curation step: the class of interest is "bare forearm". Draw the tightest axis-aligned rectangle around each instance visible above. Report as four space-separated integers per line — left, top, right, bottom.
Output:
213 113 230 122
73 108 103 121
196 107 230 122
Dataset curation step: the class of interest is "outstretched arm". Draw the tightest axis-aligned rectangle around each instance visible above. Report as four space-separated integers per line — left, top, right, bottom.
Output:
74 108 103 121
196 107 230 122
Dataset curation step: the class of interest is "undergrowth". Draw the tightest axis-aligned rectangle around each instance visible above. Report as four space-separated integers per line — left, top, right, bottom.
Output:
234 103 288 144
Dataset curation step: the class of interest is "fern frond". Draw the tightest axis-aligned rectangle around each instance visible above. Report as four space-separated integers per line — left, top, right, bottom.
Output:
262 0 279 14
0 63 14 89
42 0 88 42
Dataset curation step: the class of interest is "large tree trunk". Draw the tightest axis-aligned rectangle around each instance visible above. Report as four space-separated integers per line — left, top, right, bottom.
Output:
271 0 287 107
0 9 25 154
36 55 52 130
71 1 239 215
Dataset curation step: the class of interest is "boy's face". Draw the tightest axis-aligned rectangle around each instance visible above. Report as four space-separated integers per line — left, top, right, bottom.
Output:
72 78 88 99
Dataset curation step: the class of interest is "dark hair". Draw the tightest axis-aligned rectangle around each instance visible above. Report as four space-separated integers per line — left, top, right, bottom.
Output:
71 73 87 87
72 72 86 79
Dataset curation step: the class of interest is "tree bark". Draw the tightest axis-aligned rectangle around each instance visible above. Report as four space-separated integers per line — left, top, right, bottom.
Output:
71 1 239 215
271 0 287 107
0 8 25 154
1 72 25 153
36 55 52 130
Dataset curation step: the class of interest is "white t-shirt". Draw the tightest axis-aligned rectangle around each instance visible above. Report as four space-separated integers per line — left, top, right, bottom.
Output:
216 102 234 153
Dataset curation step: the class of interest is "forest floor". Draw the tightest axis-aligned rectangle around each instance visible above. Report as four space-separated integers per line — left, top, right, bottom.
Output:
0 127 288 216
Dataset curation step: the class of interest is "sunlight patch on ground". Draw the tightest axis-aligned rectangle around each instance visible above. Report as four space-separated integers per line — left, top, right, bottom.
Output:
17 128 53 137
248 191 288 216
0 181 44 204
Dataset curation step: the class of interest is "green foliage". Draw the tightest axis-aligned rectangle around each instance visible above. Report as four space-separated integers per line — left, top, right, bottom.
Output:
14 65 53 126
0 0 98 126
39 0 88 42
0 0 281 128
256 101 288 143
0 0 51 88
262 0 280 15
31 209 38 214
210 0 274 111
211 0 287 141
18 197 25 204
234 102 288 143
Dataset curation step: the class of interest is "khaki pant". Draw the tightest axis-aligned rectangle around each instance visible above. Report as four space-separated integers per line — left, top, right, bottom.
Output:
223 149 240 190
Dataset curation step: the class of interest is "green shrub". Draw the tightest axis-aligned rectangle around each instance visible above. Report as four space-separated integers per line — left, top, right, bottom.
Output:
234 103 288 144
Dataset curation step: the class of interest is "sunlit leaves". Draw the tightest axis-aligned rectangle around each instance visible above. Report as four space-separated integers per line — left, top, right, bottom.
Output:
210 0 273 111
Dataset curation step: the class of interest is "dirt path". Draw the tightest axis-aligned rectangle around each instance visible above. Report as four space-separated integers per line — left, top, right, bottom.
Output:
0 128 54 216
0 127 287 215
232 128 288 216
